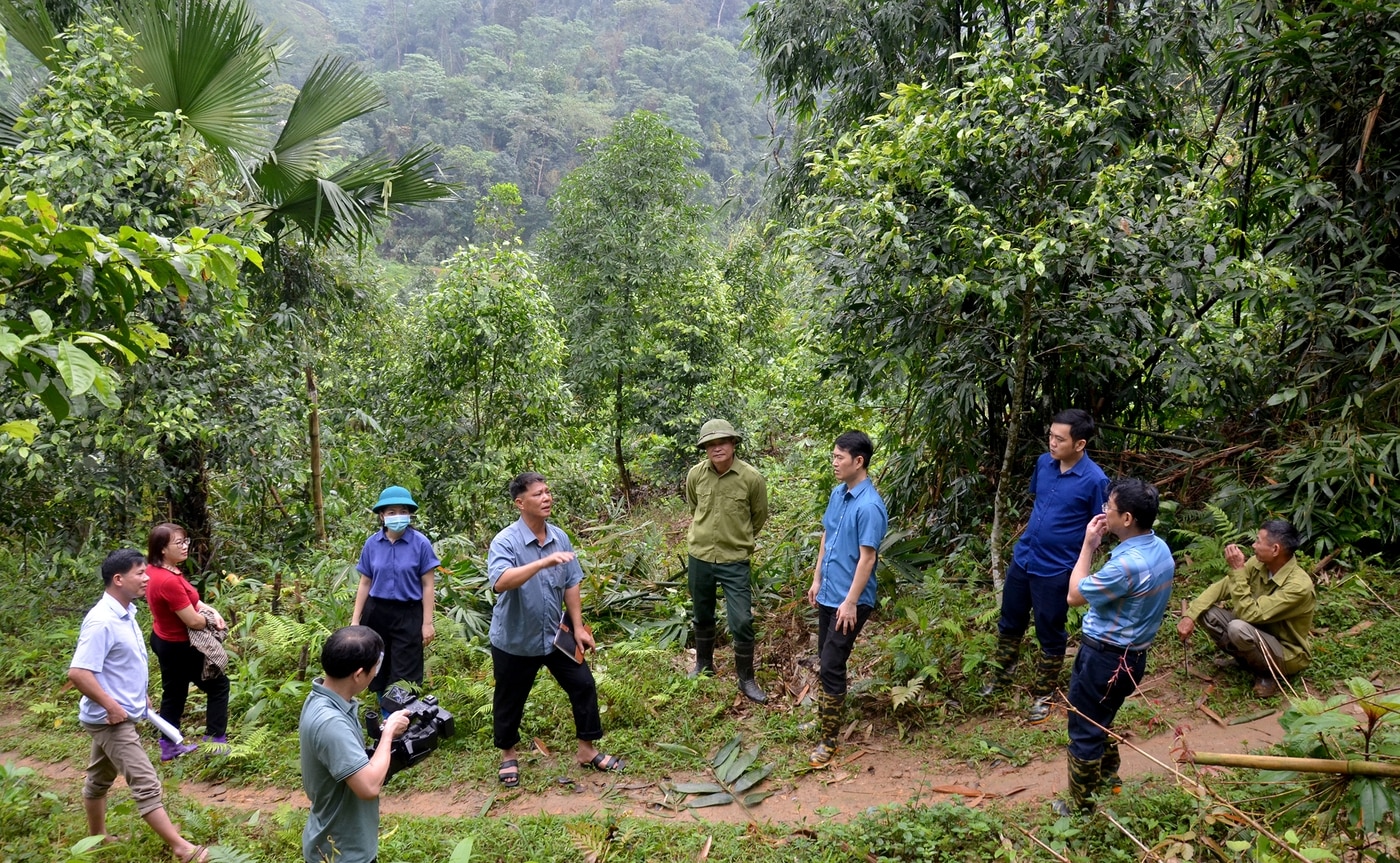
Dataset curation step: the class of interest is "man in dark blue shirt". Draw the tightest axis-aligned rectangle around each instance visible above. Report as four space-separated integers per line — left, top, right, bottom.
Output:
982 409 1109 723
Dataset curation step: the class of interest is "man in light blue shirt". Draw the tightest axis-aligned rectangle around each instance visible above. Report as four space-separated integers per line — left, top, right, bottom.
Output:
805 431 888 768
1058 478 1175 815
68 549 208 863
487 472 622 788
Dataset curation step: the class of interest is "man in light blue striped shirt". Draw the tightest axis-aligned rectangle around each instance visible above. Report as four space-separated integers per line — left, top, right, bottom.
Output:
1059 478 1174 815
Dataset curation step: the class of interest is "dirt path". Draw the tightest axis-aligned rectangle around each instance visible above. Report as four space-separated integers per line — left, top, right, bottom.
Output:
0 674 1290 826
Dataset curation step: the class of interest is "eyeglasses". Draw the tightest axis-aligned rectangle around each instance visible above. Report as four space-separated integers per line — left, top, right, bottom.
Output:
173 538 192 547
1102 503 1118 514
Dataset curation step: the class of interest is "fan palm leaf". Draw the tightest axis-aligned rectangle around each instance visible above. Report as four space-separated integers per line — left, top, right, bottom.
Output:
0 0 59 70
121 0 277 162
265 56 384 176
255 146 454 246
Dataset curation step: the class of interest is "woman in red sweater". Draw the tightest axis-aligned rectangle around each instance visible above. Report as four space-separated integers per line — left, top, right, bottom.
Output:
146 523 229 761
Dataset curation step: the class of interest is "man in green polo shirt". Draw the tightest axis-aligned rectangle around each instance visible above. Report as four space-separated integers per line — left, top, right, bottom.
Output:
300 626 410 863
685 418 770 703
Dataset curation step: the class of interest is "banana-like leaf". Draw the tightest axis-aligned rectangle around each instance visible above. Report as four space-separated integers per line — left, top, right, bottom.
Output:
711 735 742 770
743 790 776 806
686 792 734 808
718 744 761 785
731 763 773 794
671 782 724 794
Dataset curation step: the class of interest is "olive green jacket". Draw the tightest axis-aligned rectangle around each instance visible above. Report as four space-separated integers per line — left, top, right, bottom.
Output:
1186 555 1315 670
685 457 768 564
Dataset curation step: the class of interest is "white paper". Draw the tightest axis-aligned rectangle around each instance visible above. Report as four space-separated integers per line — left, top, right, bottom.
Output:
142 709 184 744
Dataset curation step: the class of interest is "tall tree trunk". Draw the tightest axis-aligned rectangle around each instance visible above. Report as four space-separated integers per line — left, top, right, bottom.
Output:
989 288 1035 591
307 365 327 546
613 367 633 508
162 437 214 580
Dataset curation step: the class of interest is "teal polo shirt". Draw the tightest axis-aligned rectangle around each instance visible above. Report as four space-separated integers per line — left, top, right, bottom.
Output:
300 680 375 863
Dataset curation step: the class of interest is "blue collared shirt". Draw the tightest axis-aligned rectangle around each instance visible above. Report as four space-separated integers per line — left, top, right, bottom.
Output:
487 518 584 656
1079 532 1176 650
356 527 441 602
817 478 888 609
70 592 149 725
1012 452 1109 578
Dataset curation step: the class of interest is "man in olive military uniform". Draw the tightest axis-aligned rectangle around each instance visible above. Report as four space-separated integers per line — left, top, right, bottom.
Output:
685 419 770 703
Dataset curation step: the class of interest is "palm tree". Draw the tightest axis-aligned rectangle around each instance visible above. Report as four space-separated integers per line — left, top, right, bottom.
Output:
0 0 454 245
1 0 457 556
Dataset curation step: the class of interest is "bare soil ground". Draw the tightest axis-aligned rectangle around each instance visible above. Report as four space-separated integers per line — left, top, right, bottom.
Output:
0 665 1297 826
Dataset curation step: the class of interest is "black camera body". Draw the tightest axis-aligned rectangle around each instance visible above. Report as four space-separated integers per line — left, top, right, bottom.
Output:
364 685 456 779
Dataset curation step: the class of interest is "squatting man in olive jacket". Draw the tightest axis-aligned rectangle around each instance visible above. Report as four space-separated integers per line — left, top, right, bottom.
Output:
684 418 770 702
1177 518 1315 698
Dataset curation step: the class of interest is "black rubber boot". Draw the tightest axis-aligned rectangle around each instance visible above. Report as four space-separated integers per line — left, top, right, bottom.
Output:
735 642 767 703
1101 740 1122 796
689 624 716 678
1028 653 1064 723
979 634 1022 697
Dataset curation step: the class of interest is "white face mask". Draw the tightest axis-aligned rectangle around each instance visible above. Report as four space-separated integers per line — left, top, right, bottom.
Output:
383 514 411 533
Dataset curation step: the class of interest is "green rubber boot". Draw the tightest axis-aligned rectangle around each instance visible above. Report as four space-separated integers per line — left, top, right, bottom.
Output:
1028 653 1064 723
979 634 1022 697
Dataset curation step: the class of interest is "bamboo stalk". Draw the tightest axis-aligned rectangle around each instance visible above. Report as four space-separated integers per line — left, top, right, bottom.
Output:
1181 752 1400 777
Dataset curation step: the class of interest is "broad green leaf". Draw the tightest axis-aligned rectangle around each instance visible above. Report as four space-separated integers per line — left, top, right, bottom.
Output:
743 790 776 806
449 836 475 863
711 735 741 770
655 742 701 759
671 782 724 794
29 309 52 335
686 792 734 808
719 744 761 784
0 420 40 443
732 763 773 794
56 341 99 396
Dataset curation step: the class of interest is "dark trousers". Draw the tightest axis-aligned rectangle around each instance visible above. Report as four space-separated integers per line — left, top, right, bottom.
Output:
815 604 874 696
150 632 229 738
1067 636 1147 761
997 560 1071 657
491 645 603 751
363 597 424 695
687 557 755 644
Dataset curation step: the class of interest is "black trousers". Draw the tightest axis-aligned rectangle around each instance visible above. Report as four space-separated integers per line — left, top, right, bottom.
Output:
996 560 1071 657
491 645 603 751
363 597 424 695
150 632 229 738
816 604 873 697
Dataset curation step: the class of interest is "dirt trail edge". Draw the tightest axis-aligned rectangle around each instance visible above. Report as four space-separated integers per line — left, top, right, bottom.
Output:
0 708 1283 826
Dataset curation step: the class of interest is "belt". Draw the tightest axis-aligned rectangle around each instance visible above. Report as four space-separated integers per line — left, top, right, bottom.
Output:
1081 633 1147 657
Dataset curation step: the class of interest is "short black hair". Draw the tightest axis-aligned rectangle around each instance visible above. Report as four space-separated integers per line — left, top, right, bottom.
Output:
1108 478 1159 530
1052 408 1096 443
1260 519 1301 555
101 549 146 585
509 472 547 500
834 430 874 471
321 626 384 679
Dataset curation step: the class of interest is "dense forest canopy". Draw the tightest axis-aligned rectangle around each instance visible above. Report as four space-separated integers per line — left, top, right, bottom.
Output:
1 0 1398 567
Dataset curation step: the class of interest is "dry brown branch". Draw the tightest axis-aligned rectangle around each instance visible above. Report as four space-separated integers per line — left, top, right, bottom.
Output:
1181 752 1400 777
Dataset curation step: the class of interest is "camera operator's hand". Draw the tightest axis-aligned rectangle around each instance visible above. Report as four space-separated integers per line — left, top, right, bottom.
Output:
382 710 411 740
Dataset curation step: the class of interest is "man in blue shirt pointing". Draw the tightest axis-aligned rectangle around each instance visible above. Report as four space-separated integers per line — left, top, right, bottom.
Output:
983 409 1109 723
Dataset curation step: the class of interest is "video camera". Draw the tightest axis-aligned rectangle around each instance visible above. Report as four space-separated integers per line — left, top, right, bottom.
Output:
364 685 456 779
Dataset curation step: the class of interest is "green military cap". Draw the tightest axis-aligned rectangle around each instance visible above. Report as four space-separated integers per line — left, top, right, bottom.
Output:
696 418 742 447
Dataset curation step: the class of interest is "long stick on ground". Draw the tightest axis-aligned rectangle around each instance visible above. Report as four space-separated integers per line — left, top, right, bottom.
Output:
1181 752 1400 777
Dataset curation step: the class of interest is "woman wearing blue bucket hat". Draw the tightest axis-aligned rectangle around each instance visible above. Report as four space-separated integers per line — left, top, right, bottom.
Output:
351 486 441 701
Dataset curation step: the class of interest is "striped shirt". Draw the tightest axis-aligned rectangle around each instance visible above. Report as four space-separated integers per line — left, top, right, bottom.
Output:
1079 532 1175 650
